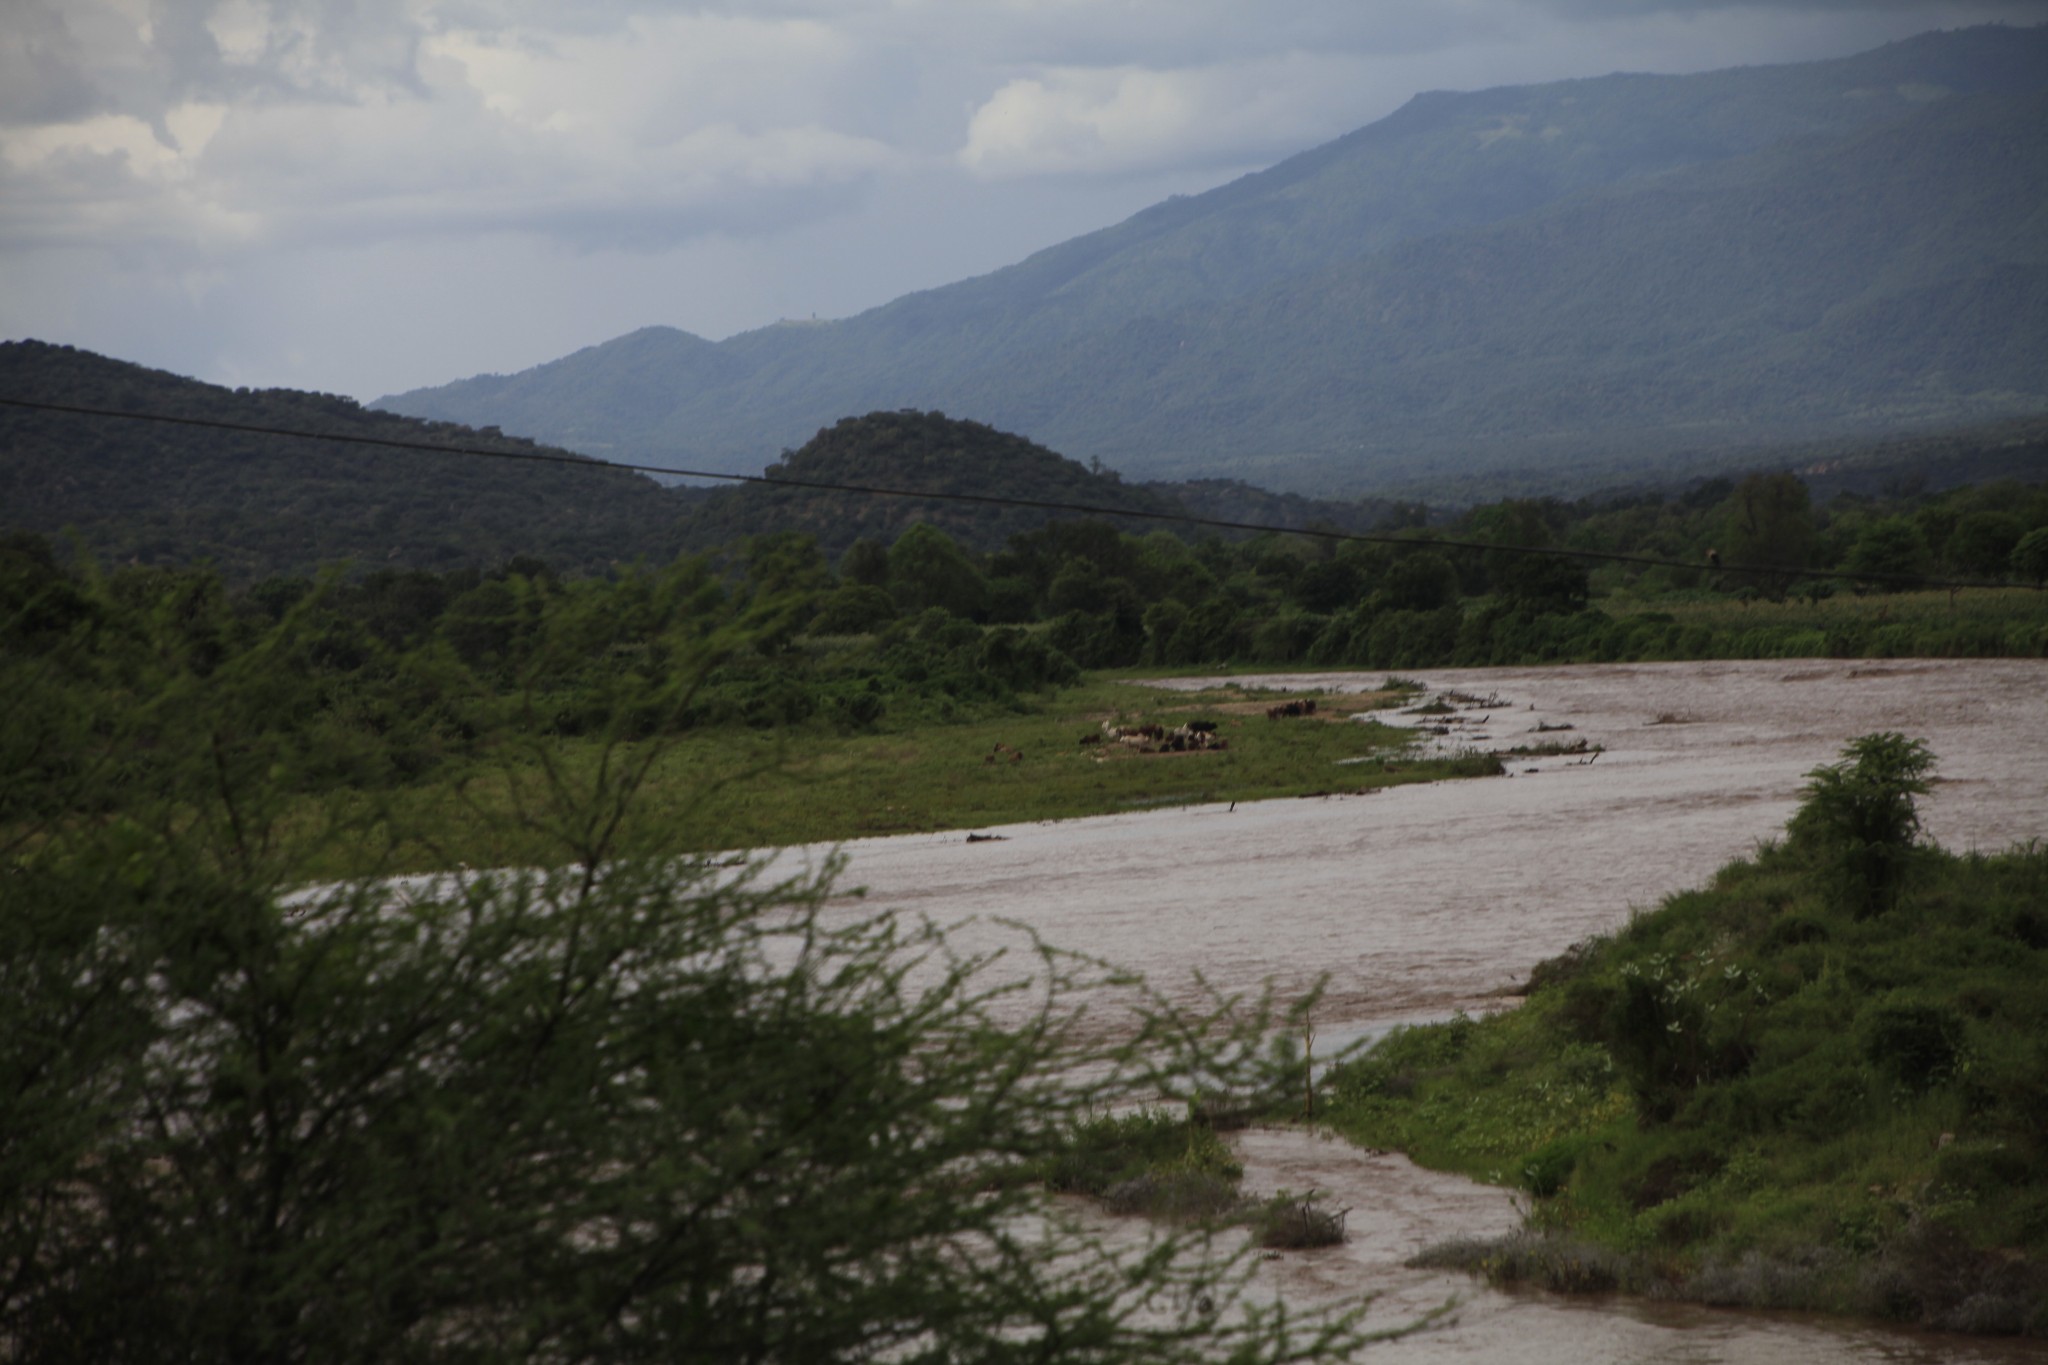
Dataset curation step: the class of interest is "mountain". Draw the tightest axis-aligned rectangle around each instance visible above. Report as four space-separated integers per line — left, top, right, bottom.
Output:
0 344 1414 578
0 340 699 582
378 27 2048 498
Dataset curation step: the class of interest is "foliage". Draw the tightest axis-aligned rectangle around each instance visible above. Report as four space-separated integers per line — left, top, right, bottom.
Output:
1841 518 1933 592
1719 472 1817 598
1 574 1408 1363
1945 511 2024 579
1324 738 2048 1335
2014 526 2048 586
1786 732 1936 918
1 553 1477 878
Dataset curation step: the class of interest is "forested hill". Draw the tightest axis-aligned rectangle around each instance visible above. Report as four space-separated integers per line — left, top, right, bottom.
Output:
0 340 703 582
671 410 1173 558
667 410 1414 557
0 345 1412 576
378 26 2048 498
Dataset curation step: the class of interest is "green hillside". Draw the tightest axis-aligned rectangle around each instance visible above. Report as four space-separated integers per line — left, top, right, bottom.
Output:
670 410 1177 558
378 27 2048 497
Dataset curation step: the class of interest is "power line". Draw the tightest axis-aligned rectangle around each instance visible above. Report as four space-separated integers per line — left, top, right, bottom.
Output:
0 394 2023 594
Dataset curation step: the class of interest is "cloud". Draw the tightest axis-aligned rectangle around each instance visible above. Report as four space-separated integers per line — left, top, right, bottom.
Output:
0 3 909 260
5 0 2045 401
958 54 1389 178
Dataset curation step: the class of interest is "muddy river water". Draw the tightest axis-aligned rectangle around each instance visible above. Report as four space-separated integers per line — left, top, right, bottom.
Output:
791 658 2048 1361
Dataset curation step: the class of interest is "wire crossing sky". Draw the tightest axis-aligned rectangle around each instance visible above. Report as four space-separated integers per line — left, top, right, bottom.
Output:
2 393 2023 595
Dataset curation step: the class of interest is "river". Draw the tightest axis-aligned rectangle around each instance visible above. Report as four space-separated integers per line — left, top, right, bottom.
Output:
801 658 2048 1362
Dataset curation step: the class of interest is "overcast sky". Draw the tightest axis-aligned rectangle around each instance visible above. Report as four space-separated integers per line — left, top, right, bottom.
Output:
3 0 2042 402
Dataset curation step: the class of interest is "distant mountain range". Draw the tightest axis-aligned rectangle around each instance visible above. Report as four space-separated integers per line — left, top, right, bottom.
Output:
377 26 2048 499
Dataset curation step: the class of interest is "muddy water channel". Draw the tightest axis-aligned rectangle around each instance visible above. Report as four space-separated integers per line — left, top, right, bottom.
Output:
801 659 2048 1361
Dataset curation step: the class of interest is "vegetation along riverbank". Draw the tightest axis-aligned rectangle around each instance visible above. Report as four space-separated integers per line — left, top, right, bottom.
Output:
2 547 1441 1361
2 536 1495 881
1324 734 2048 1335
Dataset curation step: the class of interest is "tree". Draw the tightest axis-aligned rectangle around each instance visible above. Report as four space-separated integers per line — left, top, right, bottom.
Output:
1841 518 1931 593
1787 732 1936 918
1718 472 1816 599
2011 526 2048 587
838 536 891 589
1474 502 1588 614
1376 550 1459 614
1943 511 2023 580
887 523 989 619
1 565 1403 1362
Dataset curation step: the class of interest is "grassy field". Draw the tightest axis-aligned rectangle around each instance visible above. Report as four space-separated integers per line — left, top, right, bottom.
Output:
1598 586 2048 658
310 677 1500 877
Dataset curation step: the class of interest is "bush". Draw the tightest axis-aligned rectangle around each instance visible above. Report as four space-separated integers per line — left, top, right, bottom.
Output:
1252 1193 1348 1249
1860 1000 1967 1092
1787 732 1935 918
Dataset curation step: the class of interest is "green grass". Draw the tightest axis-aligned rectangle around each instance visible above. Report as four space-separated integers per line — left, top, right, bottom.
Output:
1596 586 2048 659
1321 837 2048 1334
283 677 1491 878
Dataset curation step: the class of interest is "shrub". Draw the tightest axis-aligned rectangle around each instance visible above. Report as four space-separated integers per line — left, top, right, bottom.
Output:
1859 1000 1967 1092
1787 733 1935 918
1252 1193 1348 1249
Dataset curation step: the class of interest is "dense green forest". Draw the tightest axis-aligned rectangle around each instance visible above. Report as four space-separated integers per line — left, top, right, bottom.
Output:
1325 736 2048 1334
679 457 2048 674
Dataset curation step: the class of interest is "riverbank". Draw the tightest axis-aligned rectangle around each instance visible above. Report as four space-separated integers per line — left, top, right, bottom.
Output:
1319 740 2048 1336
262 675 1506 879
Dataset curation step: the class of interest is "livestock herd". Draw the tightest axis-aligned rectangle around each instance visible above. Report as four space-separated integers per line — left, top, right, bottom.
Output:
1085 720 1230 754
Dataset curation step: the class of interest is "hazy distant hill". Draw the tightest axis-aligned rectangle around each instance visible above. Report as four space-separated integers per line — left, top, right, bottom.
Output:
379 27 2048 498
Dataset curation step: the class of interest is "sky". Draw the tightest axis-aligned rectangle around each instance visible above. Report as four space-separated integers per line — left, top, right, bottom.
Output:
4 1 2044 403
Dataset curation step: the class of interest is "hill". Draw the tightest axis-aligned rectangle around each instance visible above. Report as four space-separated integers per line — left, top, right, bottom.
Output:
378 27 2048 498
670 410 1419 556
0 341 698 583
0 344 1422 575
671 410 1177 558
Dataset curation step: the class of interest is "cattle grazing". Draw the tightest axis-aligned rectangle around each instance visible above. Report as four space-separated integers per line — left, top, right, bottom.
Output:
1094 719 1229 753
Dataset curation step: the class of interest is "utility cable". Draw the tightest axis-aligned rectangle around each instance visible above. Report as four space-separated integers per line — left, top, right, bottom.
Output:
0 394 2024 594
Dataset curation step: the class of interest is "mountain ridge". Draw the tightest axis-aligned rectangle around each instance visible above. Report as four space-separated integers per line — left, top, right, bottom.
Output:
378 25 2048 497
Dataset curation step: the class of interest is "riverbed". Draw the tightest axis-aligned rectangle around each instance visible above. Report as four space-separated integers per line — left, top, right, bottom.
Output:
803 658 2048 1362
